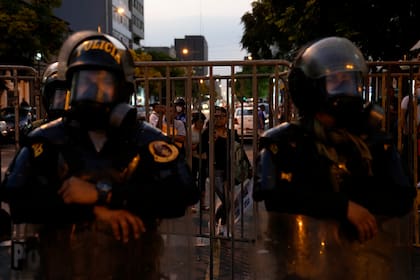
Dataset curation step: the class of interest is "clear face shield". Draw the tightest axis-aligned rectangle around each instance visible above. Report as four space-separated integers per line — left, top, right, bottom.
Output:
325 71 364 97
323 71 365 130
71 70 118 105
50 88 68 111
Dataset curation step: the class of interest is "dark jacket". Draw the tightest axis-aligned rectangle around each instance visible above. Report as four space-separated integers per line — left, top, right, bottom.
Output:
1 117 199 225
254 119 416 221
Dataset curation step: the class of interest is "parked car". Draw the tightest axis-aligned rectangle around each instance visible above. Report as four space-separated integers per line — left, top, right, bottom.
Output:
234 106 254 139
0 106 36 142
234 104 271 139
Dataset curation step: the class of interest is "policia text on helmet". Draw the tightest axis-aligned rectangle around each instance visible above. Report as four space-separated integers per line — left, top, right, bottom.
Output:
57 30 137 132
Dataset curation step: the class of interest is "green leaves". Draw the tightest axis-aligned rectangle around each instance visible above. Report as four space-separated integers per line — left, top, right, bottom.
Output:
241 0 420 61
0 0 67 65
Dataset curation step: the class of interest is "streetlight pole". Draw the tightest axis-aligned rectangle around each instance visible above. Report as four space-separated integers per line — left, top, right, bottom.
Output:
105 0 109 34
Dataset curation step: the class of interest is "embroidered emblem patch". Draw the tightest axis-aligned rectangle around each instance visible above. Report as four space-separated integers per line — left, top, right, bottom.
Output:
148 141 179 163
269 143 278 154
280 172 292 182
32 143 43 158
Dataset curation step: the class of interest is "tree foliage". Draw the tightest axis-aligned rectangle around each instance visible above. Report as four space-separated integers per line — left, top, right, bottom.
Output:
241 0 420 61
132 49 190 102
0 0 68 66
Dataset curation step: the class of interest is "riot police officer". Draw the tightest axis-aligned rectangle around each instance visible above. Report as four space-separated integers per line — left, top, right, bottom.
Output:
253 37 416 279
22 62 68 137
40 61 68 122
1 30 199 280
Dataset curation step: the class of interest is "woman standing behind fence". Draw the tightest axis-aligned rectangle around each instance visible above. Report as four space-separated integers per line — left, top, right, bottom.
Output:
201 106 241 236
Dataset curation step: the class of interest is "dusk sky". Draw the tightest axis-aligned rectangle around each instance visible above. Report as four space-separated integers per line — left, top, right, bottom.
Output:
142 0 254 61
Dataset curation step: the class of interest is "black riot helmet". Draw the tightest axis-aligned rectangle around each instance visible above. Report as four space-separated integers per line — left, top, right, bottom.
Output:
57 30 136 131
41 62 68 120
288 37 368 128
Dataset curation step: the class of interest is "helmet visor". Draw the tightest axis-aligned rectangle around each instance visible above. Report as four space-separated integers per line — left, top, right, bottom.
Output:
50 88 68 110
71 70 118 104
325 71 363 96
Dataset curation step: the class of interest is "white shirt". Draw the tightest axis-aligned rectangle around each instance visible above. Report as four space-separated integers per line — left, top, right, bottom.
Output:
401 94 420 126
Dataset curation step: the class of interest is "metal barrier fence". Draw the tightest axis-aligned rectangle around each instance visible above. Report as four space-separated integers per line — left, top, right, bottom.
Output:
365 60 420 247
1 59 420 278
133 59 420 278
0 65 41 150
134 59 291 279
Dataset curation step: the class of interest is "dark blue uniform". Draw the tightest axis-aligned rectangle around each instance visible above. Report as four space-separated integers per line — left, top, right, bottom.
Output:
1 117 199 279
253 118 416 279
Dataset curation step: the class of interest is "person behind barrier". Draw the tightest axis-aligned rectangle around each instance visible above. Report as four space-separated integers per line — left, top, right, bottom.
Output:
149 102 186 148
401 78 420 182
0 30 199 280
201 106 250 236
149 102 164 129
257 103 266 136
19 98 30 109
253 36 416 279
173 97 187 126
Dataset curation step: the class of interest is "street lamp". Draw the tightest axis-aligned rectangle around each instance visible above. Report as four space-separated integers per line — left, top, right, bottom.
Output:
181 48 192 61
116 7 124 15
34 51 42 73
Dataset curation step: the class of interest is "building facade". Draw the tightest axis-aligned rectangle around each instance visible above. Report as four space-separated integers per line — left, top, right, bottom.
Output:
54 0 144 50
142 46 177 59
174 35 208 75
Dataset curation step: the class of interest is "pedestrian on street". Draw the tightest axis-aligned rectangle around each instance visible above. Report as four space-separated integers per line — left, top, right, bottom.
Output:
19 98 30 109
191 111 208 212
201 106 243 236
0 30 199 280
149 102 164 129
257 103 266 136
253 36 416 279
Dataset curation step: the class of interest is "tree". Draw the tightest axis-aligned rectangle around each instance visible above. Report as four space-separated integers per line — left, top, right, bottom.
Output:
241 0 420 61
234 66 273 100
0 0 68 66
132 49 190 103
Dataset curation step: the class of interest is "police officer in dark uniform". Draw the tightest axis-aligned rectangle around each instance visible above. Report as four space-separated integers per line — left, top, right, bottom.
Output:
39 61 68 122
22 62 68 136
1 30 199 280
253 37 416 279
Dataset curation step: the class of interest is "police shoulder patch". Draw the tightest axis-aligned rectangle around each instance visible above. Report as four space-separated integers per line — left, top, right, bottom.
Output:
269 143 278 154
31 143 44 158
148 141 179 163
